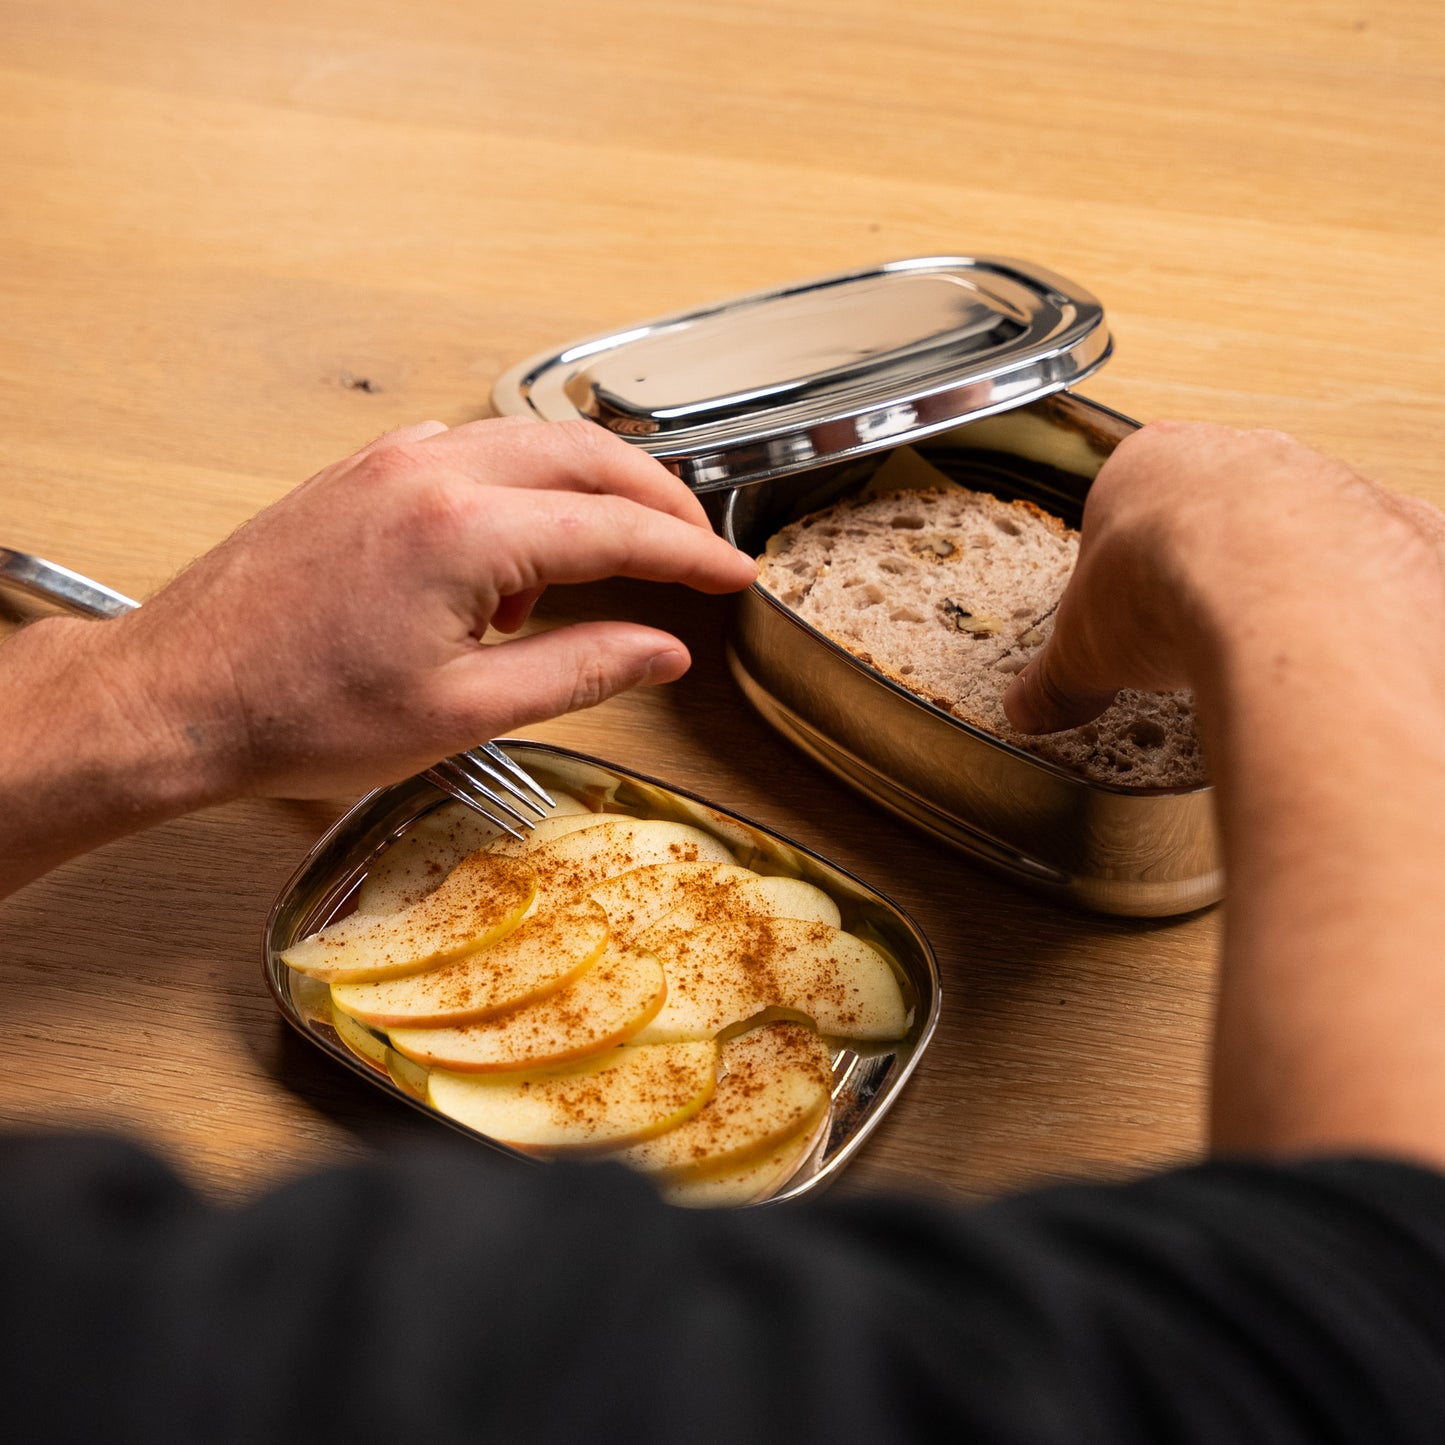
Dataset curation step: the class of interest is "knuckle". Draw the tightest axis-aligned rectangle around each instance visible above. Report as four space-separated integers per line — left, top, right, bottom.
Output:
351 441 428 488
555 416 607 451
560 490 637 543
544 495 592 541
553 417 628 473
350 446 476 548
564 655 614 713
406 476 472 545
611 496 652 559
474 414 539 441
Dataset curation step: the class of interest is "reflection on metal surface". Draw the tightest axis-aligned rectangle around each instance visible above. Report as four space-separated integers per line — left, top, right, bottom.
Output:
263 742 941 1205
0 546 138 619
493 256 1110 491
826 1049 899 1159
722 393 1223 917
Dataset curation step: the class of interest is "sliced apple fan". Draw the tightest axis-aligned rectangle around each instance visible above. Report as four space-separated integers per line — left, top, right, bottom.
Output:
287 811 906 1197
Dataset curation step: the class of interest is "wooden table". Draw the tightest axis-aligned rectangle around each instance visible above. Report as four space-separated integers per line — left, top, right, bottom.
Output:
3 0 1442 1203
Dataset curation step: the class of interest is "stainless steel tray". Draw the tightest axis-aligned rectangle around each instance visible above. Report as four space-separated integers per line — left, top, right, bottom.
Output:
722 393 1222 917
263 740 940 1205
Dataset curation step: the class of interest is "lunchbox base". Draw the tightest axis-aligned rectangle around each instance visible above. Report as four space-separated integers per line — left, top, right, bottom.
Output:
728 645 1223 919
722 391 1223 919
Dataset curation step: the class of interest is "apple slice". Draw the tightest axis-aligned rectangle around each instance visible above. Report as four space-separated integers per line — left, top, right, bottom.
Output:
483 810 628 858
329 996 391 1069
630 919 908 1044
388 944 666 1072
329 895 610 1027
354 793 591 916
281 854 536 984
662 1114 823 1208
354 804 502 917
542 792 592 817
387 1050 430 1100
616 1022 832 1180
589 862 758 945
735 876 841 927
527 819 738 905
427 1041 718 1151
641 874 842 940
329 1000 431 1100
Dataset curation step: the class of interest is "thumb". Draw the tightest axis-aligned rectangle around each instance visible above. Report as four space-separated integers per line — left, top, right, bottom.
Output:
445 622 691 733
1003 641 1119 735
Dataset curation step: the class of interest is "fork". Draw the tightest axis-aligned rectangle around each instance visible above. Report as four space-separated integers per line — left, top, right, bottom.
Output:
0 545 556 839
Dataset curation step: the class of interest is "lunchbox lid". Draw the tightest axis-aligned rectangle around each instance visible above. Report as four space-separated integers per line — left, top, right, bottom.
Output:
491 255 1111 492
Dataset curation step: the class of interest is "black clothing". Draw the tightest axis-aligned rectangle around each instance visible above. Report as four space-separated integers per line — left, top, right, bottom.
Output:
5 1133 1445 1443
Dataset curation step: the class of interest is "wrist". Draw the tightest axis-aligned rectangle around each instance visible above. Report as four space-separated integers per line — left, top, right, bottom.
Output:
1189 531 1445 1158
1187 555 1445 806
0 616 246 896
92 611 252 812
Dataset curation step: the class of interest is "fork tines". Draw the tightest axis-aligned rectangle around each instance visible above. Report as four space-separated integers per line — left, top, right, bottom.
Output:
423 744 556 840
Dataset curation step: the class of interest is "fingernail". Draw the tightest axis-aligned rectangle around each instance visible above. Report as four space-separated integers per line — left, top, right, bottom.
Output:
644 649 689 684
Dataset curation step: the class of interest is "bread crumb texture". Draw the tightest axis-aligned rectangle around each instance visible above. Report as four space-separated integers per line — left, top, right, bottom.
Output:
757 484 1205 789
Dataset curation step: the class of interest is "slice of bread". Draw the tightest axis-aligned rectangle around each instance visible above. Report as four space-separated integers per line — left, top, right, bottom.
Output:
756 463 1205 790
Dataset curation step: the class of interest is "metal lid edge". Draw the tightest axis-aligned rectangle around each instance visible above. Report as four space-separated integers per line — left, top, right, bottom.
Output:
490 256 1111 490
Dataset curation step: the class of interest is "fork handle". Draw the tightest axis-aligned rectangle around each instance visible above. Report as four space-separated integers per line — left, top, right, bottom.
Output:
0 547 139 619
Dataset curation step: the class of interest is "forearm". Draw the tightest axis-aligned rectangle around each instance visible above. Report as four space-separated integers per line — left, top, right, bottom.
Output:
1004 424 1445 1166
1198 592 1445 1164
0 616 236 899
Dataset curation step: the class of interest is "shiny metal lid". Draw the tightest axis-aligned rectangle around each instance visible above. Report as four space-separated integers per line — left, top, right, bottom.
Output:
492 255 1111 492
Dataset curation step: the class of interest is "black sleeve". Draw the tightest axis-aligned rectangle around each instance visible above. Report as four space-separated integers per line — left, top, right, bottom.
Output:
6 1133 1445 1444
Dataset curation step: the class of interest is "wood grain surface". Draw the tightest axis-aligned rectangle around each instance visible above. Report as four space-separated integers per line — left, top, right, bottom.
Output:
2 0 1442 1203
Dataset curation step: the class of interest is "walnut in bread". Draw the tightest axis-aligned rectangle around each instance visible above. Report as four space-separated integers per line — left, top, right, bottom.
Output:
756 474 1205 790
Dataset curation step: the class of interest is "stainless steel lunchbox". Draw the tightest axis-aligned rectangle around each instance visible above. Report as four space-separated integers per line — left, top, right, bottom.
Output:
494 257 1221 916
264 741 940 1205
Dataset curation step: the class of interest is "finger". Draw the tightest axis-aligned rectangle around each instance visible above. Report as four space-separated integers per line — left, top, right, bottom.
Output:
474 488 758 595
442 622 691 732
491 587 545 634
426 417 712 530
1002 648 1119 735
